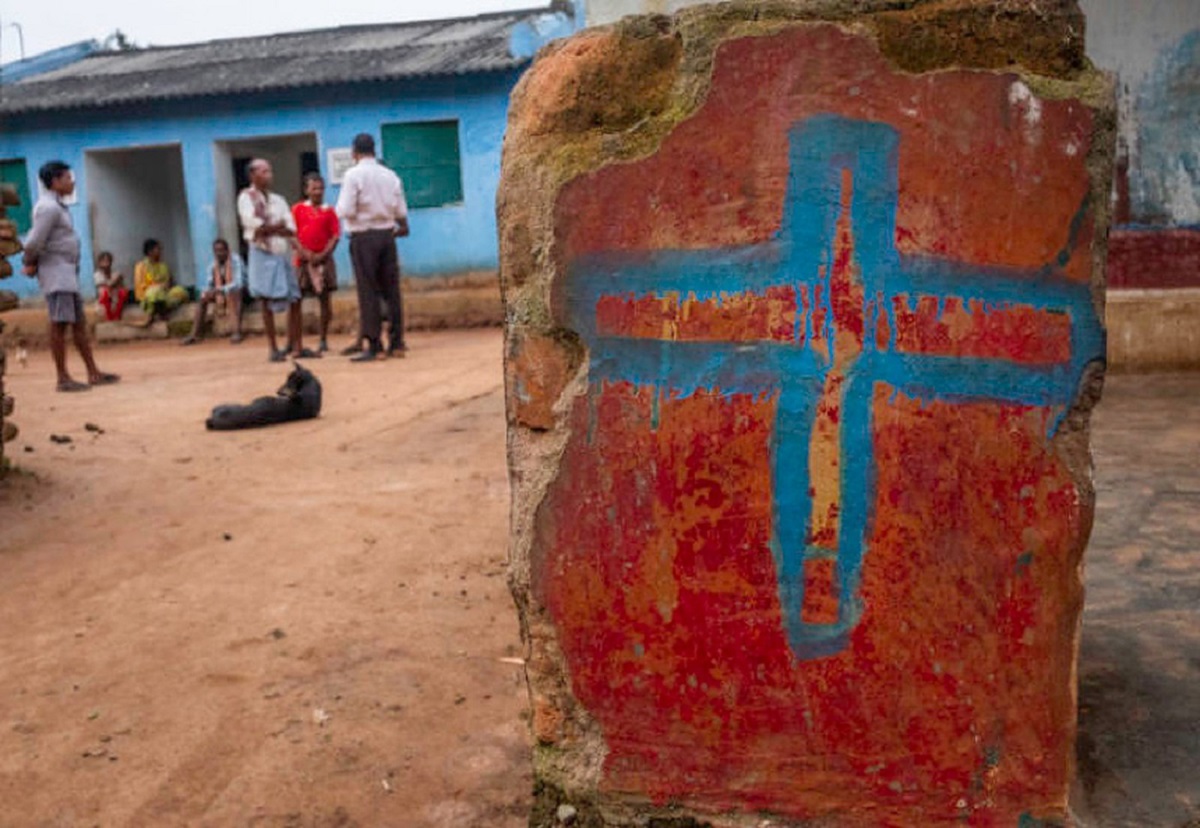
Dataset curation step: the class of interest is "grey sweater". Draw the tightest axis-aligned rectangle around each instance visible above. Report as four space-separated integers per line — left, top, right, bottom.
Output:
24 193 81 295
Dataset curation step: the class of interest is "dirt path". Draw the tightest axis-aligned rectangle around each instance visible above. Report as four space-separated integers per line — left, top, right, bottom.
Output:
0 331 528 828
1075 374 1200 828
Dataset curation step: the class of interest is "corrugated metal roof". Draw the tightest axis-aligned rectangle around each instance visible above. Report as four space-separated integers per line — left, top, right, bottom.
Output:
0 8 559 116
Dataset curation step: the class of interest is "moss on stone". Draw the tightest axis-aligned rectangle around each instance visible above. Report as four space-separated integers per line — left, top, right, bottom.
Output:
871 0 1087 77
529 779 607 828
529 779 719 828
166 318 195 338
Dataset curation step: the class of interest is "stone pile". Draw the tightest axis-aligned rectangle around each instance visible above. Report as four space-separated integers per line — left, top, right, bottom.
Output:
1 183 23 474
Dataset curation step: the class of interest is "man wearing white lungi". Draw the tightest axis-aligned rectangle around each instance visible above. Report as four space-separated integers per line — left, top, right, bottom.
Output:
237 159 315 362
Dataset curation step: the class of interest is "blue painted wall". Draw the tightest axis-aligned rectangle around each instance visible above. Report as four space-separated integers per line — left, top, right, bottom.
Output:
0 70 522 300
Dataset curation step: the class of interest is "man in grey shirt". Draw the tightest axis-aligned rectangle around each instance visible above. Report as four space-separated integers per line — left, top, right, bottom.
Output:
23 161 118 392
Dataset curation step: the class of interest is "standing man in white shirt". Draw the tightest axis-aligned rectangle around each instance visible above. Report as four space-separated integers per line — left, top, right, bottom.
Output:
238 159 314 362
335 133 409 362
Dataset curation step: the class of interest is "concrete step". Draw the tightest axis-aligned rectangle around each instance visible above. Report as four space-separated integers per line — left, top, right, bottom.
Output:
1 271 502 349
95 320 171 343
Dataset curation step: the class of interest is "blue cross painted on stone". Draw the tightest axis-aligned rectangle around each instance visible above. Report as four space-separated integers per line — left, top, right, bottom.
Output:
567 115 1105 661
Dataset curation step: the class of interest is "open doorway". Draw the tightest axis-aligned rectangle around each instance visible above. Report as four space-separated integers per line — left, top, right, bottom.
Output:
214 134 319 262
85 144 195 287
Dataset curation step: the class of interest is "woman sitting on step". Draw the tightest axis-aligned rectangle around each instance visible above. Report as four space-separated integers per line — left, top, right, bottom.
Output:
134 238 186 322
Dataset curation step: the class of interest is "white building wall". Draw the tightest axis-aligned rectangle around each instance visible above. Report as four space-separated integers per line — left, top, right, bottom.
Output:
1079 0 1200 226
84 144 196 286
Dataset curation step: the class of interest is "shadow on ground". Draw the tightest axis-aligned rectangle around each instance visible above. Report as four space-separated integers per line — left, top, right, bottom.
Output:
1075 374 1200 827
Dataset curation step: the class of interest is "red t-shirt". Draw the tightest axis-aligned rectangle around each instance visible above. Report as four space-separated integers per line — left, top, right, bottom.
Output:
292 201 340 263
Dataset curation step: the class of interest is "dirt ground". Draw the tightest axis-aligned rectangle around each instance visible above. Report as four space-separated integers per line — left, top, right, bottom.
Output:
0 331 526 828
1075 373 1200 828
0 332 1196 827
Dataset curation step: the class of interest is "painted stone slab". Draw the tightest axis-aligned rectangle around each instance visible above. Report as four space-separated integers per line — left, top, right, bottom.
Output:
504 12 1112 827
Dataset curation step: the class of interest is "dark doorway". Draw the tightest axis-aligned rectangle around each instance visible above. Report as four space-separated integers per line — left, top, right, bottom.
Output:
214 134 319 262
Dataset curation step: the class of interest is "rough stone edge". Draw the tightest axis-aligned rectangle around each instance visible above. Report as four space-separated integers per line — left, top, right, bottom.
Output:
1047 61 1116 828
498 2 1115 825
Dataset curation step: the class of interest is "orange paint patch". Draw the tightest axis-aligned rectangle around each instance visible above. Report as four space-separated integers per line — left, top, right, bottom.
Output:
807 370 843 551
595 286 800 342
891 295 1072 365
875 299 892 351
801 558 839 625
808 169 864 551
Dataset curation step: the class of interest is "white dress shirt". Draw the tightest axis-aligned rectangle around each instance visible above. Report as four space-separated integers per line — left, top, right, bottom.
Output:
335 157 408 234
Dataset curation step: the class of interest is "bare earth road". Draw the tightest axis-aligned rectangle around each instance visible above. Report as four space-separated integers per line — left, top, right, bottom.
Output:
0 330 527 828
0 331 1196 827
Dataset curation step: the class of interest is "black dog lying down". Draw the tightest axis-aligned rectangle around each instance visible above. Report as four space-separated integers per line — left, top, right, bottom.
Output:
206 364 322 430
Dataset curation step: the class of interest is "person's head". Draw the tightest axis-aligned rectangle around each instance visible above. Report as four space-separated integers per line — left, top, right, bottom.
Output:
143 238 161 261
38 161 74 196
212 238 230 263
351 133 375 161
303 172 325 204
247 158 273 190
96 251 113 271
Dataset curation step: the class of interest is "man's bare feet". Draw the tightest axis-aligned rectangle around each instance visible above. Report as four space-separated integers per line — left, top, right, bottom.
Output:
57 378 91 393
89 372 120 386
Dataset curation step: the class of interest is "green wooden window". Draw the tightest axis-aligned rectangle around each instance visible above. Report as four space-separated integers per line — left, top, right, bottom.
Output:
381 121 463 209
0 159 33 235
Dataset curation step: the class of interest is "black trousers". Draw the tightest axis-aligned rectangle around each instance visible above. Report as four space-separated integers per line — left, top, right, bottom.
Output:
349 229 404 351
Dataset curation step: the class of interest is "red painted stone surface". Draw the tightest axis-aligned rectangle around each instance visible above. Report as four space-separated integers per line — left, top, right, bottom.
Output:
596 286 801 343
538 386 1081 824
509 18 1108 827
889 296 1073 365
555 27 1096 284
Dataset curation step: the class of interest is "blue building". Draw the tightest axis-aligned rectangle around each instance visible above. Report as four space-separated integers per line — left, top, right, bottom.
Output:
0 6 575 300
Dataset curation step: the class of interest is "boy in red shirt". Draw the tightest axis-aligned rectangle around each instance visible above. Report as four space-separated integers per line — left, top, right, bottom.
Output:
292 172 340 352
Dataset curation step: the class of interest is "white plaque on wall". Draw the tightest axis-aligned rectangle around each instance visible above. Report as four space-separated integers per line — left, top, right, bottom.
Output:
327 148 355 185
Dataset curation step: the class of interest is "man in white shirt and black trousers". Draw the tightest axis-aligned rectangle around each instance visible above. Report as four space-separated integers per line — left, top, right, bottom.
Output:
335 133 409 362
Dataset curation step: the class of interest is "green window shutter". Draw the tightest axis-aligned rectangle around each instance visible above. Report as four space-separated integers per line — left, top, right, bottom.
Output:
381 121 463 209
0 159 33 236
